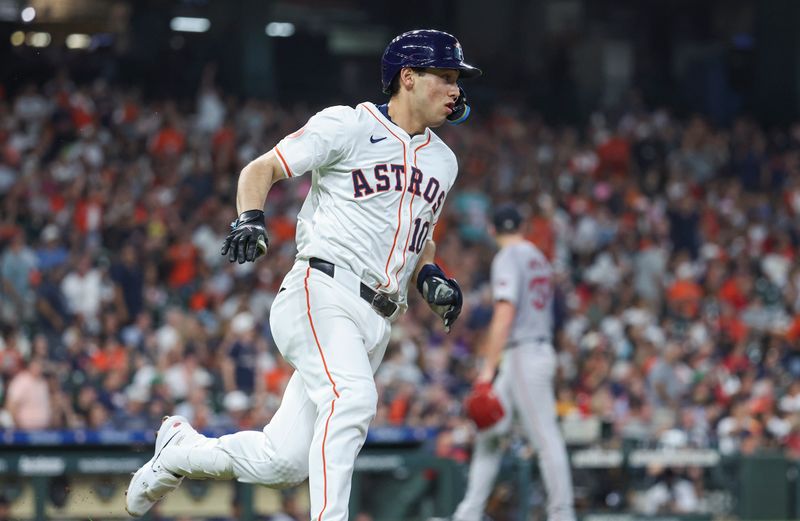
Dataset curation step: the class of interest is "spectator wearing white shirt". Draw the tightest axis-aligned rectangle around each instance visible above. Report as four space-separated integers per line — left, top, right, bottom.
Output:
60 254 103 332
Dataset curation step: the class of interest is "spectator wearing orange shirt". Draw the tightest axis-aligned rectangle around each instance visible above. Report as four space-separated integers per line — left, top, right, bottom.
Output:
264 356 293 395
149 116 185 158
595 132 631 179
166 231 198 290
719 266 754 312
90 335 129 373
666 261 703 319
388 381 416 425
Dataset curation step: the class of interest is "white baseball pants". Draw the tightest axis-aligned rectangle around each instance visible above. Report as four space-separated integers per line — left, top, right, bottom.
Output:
454 342 575 521
161 260 391 521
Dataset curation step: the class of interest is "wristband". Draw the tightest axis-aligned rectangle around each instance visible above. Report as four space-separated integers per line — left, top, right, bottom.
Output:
232 209 265 228
416 263 447 294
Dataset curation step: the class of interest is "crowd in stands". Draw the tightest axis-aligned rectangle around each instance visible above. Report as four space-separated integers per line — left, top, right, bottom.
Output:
1 73 800 514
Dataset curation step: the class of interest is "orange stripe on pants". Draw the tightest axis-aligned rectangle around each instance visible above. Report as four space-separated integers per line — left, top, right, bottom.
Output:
304 267 340 521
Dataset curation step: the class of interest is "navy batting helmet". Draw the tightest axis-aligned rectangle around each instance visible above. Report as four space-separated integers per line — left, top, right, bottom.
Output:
381 29 482 94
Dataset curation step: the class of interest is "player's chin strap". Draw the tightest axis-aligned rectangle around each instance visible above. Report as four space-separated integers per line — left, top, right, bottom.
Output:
447 86 471 125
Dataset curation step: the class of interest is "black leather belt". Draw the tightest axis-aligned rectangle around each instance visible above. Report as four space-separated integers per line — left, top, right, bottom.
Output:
309 258 398 319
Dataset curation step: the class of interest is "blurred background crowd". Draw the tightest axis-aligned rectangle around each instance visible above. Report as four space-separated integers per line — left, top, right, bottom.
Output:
3 0 800 516
2 69 800 465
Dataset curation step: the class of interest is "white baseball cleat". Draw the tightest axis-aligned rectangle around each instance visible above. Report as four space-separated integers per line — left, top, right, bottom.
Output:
125 415 193 517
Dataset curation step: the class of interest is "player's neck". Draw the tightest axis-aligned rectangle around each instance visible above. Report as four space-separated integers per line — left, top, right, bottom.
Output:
386 99 426 137
496 233 524 248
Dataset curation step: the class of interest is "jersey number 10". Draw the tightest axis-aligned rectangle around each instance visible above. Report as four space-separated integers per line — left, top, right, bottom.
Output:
409 218 430 254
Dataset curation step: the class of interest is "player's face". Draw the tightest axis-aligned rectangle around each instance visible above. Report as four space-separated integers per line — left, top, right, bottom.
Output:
413 68 461 127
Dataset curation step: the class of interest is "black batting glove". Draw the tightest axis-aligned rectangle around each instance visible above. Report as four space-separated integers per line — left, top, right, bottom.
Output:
221 209 269 264
417 264 463 333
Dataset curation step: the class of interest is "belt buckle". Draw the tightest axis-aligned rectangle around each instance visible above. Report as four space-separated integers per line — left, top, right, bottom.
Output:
370 293 399 321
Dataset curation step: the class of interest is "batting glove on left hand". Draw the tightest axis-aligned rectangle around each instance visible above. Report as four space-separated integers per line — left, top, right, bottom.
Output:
417 264 463 333
221 209 269 264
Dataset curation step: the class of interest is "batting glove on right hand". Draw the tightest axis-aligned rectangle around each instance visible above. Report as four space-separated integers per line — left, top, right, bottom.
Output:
417 264 463 333
221 209 269 264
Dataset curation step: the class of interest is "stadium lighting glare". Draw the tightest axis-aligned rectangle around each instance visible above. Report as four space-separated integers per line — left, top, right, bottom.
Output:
66 34 91 49
265 22 295 37
20 6 35 22
170 17 210 33
28 31 50 48
10 31 25 46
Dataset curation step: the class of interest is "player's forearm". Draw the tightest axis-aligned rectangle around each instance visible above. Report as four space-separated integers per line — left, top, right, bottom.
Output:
411 240 436 284
236 166 274 214
477 302 515 382
480 325 509 380
235 151 284 214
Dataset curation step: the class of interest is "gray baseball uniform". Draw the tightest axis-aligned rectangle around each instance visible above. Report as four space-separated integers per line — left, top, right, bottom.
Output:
492 242 554 344
454 241 575 521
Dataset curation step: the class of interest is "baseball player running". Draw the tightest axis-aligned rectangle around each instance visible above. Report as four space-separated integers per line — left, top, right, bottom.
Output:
126 29 480 520
454 205 575 521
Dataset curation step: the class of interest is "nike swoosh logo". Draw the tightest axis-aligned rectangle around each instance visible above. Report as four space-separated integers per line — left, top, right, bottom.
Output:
370 135 387 143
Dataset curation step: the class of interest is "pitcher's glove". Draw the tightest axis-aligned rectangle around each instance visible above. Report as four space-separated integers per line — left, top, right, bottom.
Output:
221 209 269 264
464 382 505 430
417 264 462 333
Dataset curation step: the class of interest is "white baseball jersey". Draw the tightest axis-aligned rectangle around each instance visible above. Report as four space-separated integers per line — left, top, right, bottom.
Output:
127 102 462 521
128 78 467 521
273 102 458 304
491 241 554 343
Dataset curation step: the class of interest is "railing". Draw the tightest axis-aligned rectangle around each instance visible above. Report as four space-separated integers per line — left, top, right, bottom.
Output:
0 429 798 520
